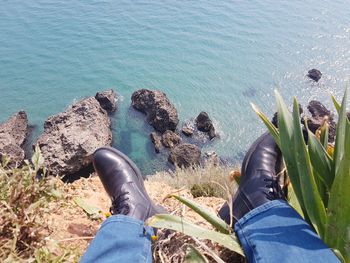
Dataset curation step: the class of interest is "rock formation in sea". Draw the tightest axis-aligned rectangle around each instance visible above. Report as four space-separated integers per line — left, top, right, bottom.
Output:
195 111 216 139
305 100 336 142
162 130 181 148
168 143 201 168
131 89 179 133
95 89 117 113
36 97 112 177
150 132 162 153
181 126 194 137
0 111 28 166
307 69 322 82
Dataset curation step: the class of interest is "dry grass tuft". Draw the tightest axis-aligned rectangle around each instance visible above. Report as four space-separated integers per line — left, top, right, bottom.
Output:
0 156 79 262
148 163 240 200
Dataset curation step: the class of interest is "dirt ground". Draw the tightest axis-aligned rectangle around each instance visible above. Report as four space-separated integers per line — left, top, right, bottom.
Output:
44 174 227 260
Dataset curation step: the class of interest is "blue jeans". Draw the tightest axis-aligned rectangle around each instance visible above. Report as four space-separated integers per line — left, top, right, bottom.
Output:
81 200 339 263
235 200 339 262
81 215 154 263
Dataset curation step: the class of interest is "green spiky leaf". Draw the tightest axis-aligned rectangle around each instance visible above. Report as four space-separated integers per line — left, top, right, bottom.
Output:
251 103 280 147
146 214 244 256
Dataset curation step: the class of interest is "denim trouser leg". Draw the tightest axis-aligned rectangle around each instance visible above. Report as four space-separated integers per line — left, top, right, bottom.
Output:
80 215 154 263
234 200 340 263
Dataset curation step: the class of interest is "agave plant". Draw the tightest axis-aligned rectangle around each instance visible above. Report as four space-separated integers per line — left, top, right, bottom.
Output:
252 90 350 262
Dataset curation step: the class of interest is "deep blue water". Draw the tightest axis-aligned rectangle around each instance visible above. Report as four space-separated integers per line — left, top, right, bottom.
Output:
1 1 350 174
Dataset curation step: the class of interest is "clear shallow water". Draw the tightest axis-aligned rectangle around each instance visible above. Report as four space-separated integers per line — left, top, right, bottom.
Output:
1 1 350 174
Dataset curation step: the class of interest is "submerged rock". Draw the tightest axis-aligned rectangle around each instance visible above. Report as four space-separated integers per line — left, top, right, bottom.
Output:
131 89 179 133
307 69 322 82
307 100 336 142
36 97 112 176
150 132 162 153
0 111 28 166
305 100 336 142
95 89 117 113
195 112 216 139
168 143 201 168
307 100 330 117
162 130 181 148
182 126 194 137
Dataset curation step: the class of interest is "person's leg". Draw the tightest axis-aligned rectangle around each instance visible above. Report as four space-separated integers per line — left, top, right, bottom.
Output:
81 147 166 263
234 200 339 263
81 215 154 263
219 133 339 262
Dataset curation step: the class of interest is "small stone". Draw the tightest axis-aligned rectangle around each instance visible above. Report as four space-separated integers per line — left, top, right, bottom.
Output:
182 126 194 137
307 69 322 82
195 112 216 139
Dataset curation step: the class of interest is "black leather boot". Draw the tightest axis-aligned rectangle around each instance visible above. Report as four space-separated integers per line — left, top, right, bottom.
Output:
219 132 286 225
93 147 166 221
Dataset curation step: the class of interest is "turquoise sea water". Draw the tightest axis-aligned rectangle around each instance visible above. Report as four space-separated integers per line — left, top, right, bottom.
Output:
1 1 350 174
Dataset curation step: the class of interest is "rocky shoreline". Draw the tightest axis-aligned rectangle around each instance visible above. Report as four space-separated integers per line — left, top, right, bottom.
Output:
0 88 221 180
0 75 338 180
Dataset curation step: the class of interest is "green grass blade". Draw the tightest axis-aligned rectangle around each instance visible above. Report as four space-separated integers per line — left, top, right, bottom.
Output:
169 195 230 234
292 99 327 236
331 95 341 113
320 122 329 149
307 130 333 190
251 103 281 147
146 214 244 256
325 121 350 261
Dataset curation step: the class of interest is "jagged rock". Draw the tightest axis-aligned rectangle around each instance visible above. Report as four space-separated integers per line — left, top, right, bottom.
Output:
182 126 194 137
0 111 28 166
150 132 162 153
0 111 28 146
162 130 181 148
305 100 336 142
307 69 322 82
131 89 179 133
0 144 25 165
168 143 201 168
95 89 117 113
308 100 330 117
36 97 112 176
195 112 216 139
